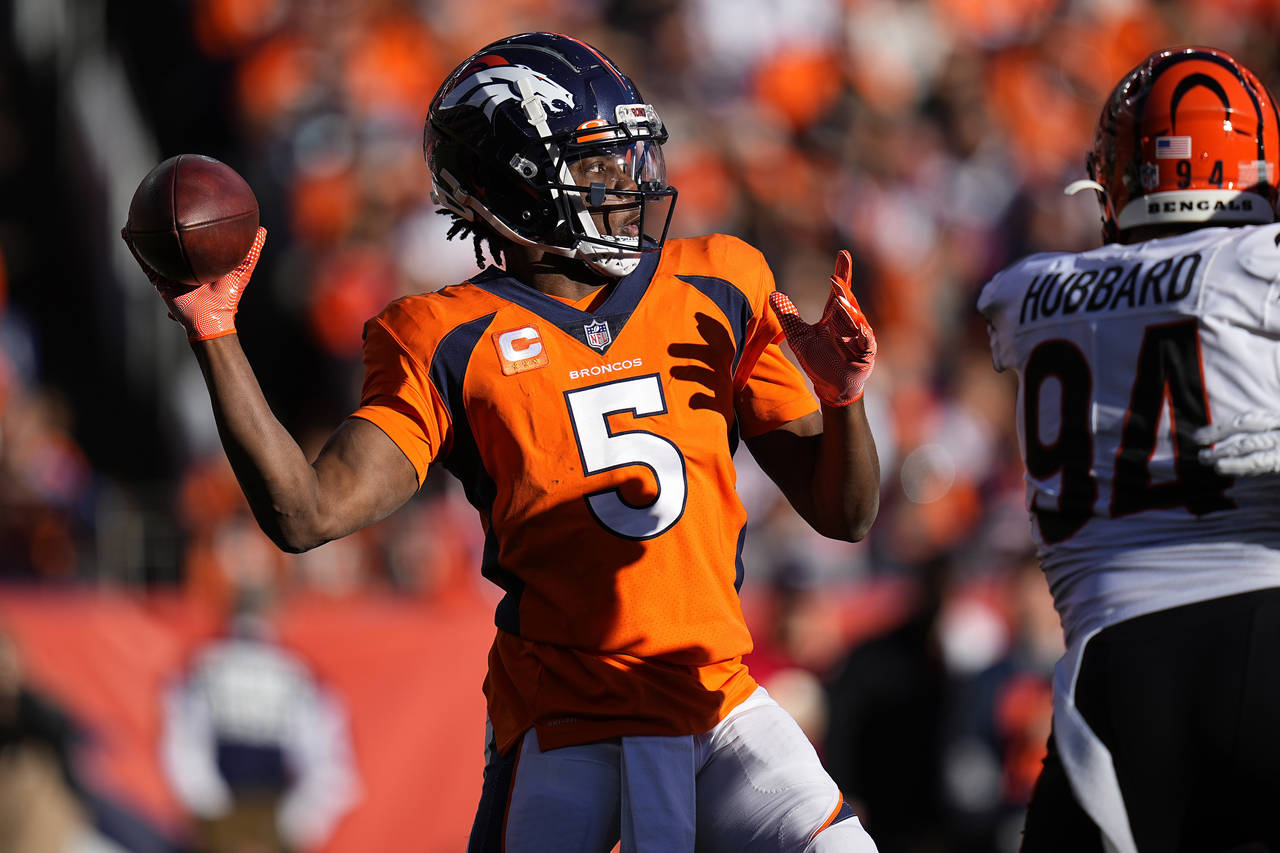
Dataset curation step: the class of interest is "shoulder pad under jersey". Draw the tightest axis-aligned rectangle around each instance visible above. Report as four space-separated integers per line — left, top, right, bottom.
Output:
1235 223 1280 281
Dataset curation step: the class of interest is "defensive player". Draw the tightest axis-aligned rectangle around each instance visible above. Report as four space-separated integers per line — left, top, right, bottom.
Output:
124 33 881 852
978 46 1280 852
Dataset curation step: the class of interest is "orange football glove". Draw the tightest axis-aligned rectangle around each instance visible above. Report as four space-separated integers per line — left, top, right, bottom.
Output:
121 227 266 342
768 249 877 406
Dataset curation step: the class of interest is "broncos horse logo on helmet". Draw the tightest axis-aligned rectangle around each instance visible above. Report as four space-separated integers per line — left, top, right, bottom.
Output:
425 32 677 278
1067 46 1280 243
438 63 578 120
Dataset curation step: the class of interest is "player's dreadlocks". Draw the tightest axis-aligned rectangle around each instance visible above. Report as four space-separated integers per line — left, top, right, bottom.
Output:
440 210 508 270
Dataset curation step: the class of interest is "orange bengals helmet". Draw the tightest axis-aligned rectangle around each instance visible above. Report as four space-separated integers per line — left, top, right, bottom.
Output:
1068 46 1280 242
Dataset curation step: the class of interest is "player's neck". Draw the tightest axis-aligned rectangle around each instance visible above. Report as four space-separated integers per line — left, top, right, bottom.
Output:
505 247 614 301
1119 222 1242 244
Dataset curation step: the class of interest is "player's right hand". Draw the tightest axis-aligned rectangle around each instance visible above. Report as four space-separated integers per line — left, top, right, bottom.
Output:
768 250 877 406
1195 412 1280 476
121 226 266 342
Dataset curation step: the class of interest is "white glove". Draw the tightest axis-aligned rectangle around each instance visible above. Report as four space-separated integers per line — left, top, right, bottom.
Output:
1195 412 1280 476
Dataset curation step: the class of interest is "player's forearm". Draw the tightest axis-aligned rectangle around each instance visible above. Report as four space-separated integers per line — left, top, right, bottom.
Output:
810 399 880 541
189 335 330 552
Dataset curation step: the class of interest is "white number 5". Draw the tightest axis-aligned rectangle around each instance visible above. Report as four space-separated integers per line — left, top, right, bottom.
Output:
565 374 688 540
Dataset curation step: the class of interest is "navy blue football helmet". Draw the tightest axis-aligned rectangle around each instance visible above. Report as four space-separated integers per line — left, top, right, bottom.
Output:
424 32 677 277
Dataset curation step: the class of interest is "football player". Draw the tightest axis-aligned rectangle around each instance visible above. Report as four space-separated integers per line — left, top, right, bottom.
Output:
124 32 881 852
978 46 1280 852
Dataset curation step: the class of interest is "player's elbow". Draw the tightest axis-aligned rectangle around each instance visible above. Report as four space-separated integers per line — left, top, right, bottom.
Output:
265 525 326 555
271 531 321 554
256 508 335 554
844 505 878 543
815 492 879 543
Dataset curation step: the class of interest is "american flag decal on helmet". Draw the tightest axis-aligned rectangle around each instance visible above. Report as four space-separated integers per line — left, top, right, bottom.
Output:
584 320 611 350
1156 136 1192 158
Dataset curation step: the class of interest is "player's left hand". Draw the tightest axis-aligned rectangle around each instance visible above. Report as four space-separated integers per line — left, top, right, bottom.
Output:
769 250 877 406
1195 412 1280 475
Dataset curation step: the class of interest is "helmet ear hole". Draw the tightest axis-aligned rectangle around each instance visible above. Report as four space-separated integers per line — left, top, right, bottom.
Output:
510 155 539 180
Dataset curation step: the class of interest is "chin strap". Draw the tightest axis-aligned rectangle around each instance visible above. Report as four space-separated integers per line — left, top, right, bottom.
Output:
585 253 641 278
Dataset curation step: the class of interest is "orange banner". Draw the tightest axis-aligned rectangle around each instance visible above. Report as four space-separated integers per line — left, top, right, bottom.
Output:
0 586 495 852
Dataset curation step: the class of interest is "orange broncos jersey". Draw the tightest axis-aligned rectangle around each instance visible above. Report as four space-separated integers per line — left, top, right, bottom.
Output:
351 234 819 755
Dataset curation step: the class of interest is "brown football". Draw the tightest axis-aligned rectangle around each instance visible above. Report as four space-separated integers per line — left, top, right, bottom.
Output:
126 154 259 285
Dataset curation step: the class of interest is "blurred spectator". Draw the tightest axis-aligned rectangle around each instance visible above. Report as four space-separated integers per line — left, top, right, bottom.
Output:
160 587 360 853
823 555 950 852
176 453 292 619
0 384 95 582
822 552 1059 853
0 626 92 853
934 556 1059 853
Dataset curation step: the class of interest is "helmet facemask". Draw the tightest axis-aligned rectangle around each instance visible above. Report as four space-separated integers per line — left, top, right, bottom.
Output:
546 112 677 277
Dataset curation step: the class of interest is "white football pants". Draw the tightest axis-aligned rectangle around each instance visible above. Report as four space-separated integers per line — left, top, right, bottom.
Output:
473 687 878 852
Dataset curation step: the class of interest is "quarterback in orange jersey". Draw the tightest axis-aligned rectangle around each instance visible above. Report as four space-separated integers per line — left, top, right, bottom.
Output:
123 32 881 853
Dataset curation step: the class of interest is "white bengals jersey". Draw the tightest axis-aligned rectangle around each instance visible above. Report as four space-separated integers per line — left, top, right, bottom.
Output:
979 223 1280 645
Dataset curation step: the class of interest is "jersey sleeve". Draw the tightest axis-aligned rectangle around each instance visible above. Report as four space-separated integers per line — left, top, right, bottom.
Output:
731 244 820 437
736 343 819 437
976 269 1014 372
1233 223 1280 336
348 308 451 486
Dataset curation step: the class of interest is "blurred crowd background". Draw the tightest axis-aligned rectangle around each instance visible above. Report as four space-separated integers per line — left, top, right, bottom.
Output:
2 0 1279 851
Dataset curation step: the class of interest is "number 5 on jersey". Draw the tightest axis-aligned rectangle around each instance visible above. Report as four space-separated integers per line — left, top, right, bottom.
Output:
565 375 688 540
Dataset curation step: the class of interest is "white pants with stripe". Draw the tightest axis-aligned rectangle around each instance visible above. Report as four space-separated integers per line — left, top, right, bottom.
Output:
469 687 878 852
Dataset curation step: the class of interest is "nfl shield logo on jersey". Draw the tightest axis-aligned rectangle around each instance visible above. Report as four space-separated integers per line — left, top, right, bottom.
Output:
585 320 611 351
